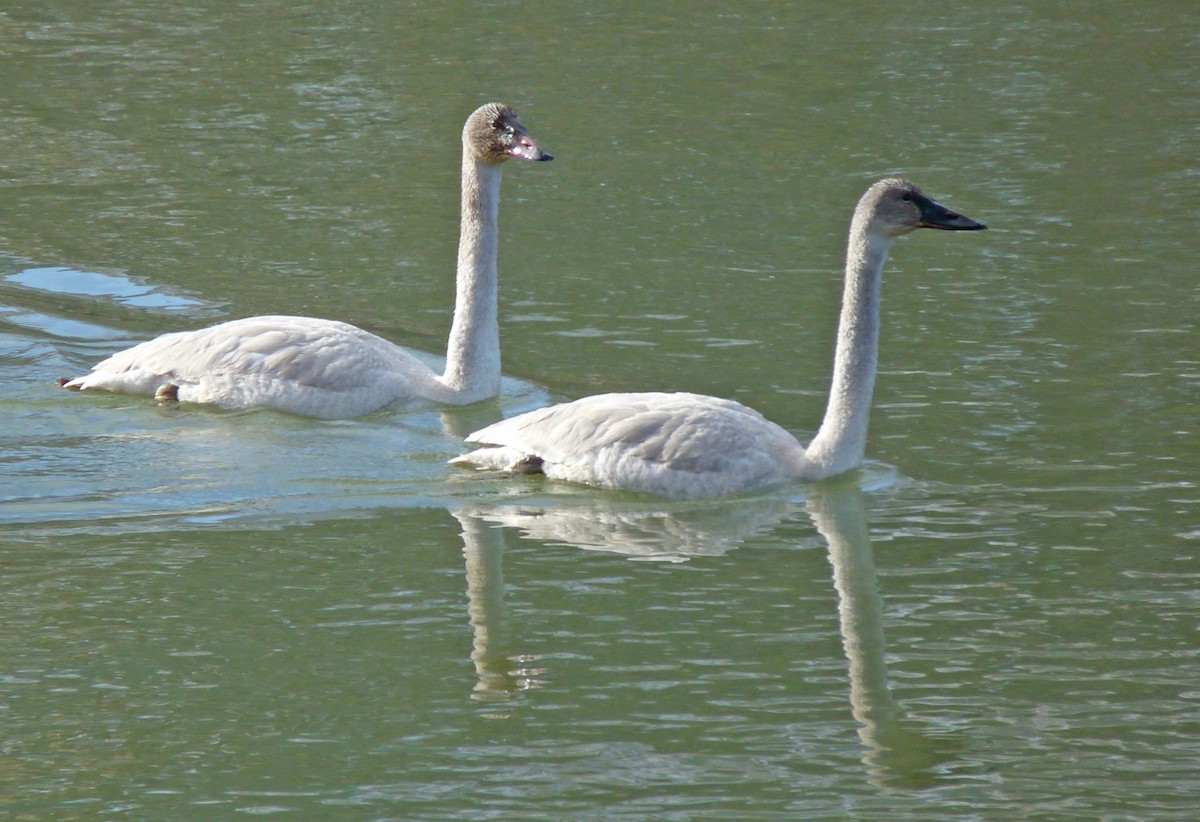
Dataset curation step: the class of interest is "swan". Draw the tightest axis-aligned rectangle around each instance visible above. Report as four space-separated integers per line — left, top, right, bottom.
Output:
451 178 985 499
60 102 552 418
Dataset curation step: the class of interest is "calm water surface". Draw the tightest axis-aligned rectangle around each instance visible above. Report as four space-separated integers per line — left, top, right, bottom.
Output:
1 2 1197 819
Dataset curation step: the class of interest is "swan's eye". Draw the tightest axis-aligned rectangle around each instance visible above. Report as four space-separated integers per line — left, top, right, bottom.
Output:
900 193 912 202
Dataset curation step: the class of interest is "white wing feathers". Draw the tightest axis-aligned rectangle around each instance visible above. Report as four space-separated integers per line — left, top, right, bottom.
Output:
64 316 442 418
455 392 806 499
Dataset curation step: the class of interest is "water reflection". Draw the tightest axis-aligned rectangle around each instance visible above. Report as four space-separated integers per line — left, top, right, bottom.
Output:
455 477 955 786
451 494 801 707
5 265 206 313
452 509 534 705
808 478 952 790
468 494 800 562
439 405 504 442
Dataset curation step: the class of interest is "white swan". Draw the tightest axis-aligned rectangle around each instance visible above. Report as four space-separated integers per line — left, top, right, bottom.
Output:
452 178 985 499
61 103 552 418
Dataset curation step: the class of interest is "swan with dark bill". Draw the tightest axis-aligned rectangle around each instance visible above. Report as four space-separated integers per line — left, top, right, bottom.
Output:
452 179 985 499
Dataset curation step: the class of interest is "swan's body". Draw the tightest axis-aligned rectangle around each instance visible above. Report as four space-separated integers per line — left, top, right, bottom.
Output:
62 103 551 417
453 179 985 499
454 392 808 499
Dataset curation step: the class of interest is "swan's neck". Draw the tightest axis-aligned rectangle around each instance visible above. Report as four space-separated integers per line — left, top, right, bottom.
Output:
804 219 893 477
442 155 503 401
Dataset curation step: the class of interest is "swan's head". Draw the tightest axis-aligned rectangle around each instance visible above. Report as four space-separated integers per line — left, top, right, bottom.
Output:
464 103 553 165
860 178 986 237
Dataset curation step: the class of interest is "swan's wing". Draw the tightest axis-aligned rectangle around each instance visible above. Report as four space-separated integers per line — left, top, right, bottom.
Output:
455 392 805 499
64 316 439 417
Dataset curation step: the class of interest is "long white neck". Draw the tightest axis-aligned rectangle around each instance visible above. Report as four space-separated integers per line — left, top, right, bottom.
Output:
441 154 503 401
804 216 894 477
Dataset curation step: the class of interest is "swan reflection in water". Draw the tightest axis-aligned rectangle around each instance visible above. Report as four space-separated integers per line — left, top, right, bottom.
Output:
449 493 800 704
453 510 531 703
808 477 952 789
451 476 952 786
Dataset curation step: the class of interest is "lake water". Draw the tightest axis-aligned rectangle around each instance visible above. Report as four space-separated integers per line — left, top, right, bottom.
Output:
2 2 1198 819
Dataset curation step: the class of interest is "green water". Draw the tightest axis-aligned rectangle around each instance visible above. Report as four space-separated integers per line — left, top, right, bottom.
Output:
2 2 1197 819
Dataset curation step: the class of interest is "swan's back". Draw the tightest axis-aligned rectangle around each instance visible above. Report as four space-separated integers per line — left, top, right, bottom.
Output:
455 392 808 499
64 316 445 417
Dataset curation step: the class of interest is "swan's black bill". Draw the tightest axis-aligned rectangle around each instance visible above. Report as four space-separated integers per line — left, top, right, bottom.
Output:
916 195 986 231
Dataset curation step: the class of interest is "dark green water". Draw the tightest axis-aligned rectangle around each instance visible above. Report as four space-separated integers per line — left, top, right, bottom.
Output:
2 2 1197 819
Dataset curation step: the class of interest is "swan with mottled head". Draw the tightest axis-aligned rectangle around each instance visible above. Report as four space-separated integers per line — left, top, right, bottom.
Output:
61 103 552 418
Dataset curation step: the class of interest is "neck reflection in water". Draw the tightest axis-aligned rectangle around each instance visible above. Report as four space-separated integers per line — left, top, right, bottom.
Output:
809 478 955 789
